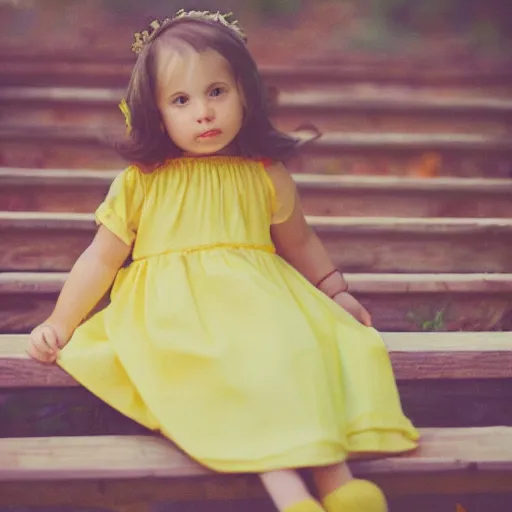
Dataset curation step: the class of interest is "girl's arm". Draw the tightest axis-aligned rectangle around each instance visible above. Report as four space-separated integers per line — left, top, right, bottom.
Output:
269 163 372 326
28 226 132 362
270 193 348 296
47 225 131 330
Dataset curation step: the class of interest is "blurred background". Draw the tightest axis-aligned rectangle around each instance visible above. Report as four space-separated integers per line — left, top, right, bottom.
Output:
1 0 512 64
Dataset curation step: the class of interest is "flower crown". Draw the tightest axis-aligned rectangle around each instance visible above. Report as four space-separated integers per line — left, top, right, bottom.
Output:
131 9 247 54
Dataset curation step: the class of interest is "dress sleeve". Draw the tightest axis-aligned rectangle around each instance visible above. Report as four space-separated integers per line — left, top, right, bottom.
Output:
95 165 145 245
264 161 297 225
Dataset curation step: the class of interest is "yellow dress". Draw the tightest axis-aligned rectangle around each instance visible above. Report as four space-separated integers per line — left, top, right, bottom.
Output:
58 156 419 472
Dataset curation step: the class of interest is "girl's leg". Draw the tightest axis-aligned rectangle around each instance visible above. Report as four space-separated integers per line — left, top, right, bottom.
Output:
311 462 388 512
259 469 324 512
311 462 353 499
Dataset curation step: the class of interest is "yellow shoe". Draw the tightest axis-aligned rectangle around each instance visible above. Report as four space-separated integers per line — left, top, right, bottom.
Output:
284 498 325 512
322 479 387 512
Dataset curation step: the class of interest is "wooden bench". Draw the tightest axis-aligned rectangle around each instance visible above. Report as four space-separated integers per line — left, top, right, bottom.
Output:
2 168 512 218
1 332 512 510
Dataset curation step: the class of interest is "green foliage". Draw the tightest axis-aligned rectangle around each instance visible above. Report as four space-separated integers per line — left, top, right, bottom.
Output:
407 307 447 332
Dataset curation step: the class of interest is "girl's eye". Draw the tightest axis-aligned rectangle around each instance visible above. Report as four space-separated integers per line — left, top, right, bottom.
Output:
172 95 188 105
210 87 224 98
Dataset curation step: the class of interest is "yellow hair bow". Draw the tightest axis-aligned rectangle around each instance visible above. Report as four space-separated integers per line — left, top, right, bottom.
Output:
119 99 132 135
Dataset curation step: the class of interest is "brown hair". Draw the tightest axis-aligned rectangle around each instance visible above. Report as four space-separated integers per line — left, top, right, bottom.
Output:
115 17 301 167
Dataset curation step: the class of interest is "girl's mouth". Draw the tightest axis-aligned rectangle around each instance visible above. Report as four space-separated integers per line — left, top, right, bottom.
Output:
199 129 222 139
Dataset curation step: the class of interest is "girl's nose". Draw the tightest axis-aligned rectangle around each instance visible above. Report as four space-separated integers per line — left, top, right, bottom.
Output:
196 103 215 124
197 113 214 124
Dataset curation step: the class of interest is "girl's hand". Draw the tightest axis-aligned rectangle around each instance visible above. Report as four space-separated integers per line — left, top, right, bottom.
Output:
332 292 372 327
27 322 72 364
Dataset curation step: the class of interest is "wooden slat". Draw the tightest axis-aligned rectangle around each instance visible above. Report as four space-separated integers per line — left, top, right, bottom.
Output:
1 272 511 332
2 168 512 217
2 91 510 137
2 212 512 273
1 332 512 388
2 125 512 153
2 56 512 86
2 271 512 295
0 427 511 503
310 132 512 153
2 142 508 178
3 86 512 116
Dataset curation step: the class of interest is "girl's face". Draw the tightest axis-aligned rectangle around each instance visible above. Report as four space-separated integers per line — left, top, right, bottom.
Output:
155 45 245 156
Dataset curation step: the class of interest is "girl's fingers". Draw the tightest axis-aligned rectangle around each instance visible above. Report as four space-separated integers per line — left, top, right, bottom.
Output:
32 336 53 355
26 343 55 364
41 326 59 352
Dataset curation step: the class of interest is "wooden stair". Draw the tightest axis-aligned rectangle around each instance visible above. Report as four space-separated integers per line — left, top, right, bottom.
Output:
2 333 512 509
4 332 512 384
2 54 512 87
2 124 510 176
1 272 511 333
3 86 512 134
1 56 512 511
2 212 512 273
2 168 512 217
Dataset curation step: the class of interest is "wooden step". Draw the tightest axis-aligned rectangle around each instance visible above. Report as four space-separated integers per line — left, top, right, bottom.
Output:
2 86 511 135
1 272 510 333
0 427 511 506
3 332 512 387
3 125 511 153
2 212 512 273
2 125 510 177
3 85 512 113
2 55 512 88
2 168 512 217
2 334 512 433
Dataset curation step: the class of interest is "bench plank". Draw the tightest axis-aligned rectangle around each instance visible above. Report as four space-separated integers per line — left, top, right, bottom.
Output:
2 332 512 387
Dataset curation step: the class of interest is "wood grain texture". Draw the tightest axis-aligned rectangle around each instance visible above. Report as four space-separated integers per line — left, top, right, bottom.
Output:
3 168 512 217
0 428 511 499
2 332 512 388
0 472 511 508
3 86 512 114
2 140 509 176
2 212 512 272
2 56 512 87
3 124 512 153
1 272 511 332
3 87 511 137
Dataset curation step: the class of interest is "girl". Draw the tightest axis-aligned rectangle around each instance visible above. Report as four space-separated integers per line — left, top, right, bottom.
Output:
27 9 419 512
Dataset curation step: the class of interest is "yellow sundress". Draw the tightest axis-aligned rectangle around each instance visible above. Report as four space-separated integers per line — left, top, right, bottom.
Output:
58 156 419 472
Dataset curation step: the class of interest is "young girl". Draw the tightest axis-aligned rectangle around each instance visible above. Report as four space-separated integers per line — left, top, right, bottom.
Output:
27 9 419 512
